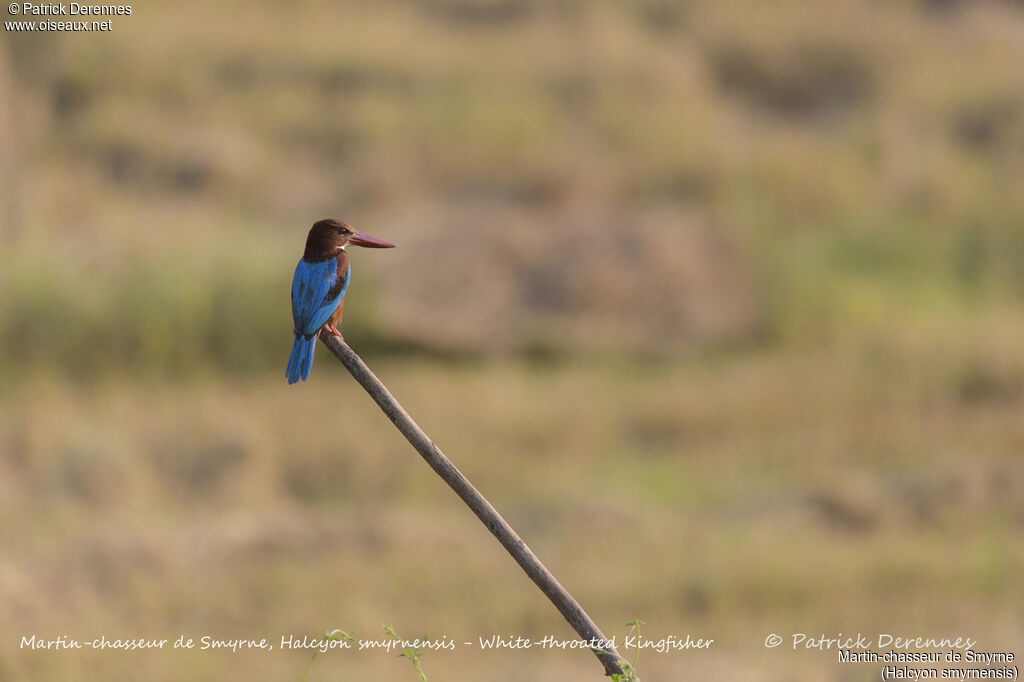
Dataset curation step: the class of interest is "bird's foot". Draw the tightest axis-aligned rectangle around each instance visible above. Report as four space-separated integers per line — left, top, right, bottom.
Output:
324 324 344 340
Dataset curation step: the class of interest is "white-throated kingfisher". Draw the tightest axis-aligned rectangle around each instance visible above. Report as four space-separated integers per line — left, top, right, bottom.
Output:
286 218 394 384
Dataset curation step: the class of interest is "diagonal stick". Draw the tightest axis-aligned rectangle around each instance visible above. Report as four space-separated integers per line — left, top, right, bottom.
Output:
319 332 626 678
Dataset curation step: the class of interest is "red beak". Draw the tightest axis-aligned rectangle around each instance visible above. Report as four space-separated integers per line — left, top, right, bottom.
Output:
348 231 395 248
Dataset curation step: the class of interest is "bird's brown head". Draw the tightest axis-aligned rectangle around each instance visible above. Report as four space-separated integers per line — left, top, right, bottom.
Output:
303 219 395 261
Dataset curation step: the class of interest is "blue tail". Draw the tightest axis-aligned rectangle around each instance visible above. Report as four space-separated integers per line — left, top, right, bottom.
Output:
286 334 317 384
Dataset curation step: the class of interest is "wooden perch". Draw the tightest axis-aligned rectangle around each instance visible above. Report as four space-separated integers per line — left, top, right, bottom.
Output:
319 331 626 678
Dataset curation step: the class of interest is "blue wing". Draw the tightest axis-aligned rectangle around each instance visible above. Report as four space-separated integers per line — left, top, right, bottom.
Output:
291 259 349 336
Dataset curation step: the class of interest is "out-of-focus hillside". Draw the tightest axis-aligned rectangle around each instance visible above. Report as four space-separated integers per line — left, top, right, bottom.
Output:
2 0 1024 374
1 2 1024 681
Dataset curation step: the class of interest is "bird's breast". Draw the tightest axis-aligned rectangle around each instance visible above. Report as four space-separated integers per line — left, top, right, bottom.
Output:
326 252 351 300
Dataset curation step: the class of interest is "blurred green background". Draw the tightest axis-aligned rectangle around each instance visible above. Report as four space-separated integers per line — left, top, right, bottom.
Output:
1 0 1023 680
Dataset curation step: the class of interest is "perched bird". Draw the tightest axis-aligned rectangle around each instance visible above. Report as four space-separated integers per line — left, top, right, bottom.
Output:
286 219 394 384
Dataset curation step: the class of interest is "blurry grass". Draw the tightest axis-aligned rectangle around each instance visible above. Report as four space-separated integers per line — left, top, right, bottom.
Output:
3 215 1023 383
0 228 395 384
0 352 1021 680
2 1 1024 680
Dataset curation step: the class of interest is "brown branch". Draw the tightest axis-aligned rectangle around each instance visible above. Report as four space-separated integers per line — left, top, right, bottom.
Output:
319 331 626 678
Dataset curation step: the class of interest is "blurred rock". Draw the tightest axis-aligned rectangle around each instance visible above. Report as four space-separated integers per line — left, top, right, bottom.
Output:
378 205 761 354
